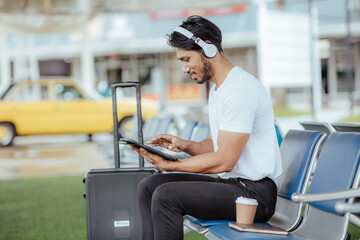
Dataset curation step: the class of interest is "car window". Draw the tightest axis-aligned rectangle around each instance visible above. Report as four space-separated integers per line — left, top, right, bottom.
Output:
9 84 48 102
55 84 84 100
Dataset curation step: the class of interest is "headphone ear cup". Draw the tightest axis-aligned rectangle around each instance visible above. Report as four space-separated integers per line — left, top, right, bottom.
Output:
173 26 218 58
203 44 217 58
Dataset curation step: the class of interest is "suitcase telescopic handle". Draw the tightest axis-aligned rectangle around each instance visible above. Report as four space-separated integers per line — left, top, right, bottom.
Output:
111 82 144 168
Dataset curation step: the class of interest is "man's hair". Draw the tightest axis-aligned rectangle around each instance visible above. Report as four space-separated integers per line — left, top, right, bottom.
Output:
167 15 223 54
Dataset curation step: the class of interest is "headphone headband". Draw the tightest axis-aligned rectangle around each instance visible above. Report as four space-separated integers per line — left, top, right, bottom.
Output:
173 26 217 58
174 26 194 39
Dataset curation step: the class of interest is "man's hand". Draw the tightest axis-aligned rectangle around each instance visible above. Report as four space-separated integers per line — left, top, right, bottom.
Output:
130 145 171 171
146 134 189 152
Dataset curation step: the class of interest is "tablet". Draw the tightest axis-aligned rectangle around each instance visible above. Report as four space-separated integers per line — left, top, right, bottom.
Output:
119 138 178 161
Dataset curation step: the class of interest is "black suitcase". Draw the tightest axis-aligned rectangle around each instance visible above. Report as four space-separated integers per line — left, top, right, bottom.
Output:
84 82 159 240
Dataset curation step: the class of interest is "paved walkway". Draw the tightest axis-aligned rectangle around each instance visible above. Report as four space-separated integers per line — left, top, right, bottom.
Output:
0 134 110 180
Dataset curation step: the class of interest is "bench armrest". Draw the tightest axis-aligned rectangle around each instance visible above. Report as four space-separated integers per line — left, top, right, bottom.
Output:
291 188 360 202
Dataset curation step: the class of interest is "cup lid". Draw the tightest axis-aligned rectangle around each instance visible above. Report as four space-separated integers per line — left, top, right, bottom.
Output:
235 197 258 205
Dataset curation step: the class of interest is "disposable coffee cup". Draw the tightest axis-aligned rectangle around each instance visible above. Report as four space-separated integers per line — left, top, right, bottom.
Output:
235 197 258 224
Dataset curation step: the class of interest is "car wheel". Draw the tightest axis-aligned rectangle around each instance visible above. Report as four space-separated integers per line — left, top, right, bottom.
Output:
0 123 15 147
117 116 135 138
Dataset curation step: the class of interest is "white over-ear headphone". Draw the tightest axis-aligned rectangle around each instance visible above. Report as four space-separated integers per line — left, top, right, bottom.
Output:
174 26 218 58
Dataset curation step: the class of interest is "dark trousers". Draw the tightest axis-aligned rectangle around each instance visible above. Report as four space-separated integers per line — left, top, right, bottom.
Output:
138 173 277 240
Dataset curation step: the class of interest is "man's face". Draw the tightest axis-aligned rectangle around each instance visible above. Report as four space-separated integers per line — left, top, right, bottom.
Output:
176 48 213 84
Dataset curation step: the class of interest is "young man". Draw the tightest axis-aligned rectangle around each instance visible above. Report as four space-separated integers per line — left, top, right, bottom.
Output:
131 15 282 240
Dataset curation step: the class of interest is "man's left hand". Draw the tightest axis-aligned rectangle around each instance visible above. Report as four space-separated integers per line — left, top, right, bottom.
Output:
130 145 170 171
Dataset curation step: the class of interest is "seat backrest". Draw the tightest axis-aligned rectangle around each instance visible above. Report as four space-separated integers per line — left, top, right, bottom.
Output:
296 132 360 239
331 122 360 133
191 122 210 142
153 118 174 136
278 130 324 199
130 117 174 142
180 120 198 140
268 129 325 231
143 117 159 142
299 121 334 136
307 132 360 213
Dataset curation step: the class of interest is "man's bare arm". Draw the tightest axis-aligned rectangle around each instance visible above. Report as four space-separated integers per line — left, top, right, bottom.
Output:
136 130 249 173
183 131 214 155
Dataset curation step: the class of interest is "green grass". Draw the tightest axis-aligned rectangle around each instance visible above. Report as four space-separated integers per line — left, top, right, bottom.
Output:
273 104 311 117
349 223 360 240
185 232 206 239
0 175 359 240
0 175 86 240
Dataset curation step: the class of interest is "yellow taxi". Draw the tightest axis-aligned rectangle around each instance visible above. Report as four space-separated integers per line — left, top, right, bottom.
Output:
0 79 158 146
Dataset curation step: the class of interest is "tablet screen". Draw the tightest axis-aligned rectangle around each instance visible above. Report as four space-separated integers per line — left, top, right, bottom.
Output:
119 138 178 161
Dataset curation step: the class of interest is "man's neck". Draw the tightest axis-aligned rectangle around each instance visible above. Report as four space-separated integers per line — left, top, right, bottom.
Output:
210 54 235 90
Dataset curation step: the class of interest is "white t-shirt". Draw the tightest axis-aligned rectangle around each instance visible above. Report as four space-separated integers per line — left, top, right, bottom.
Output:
208 67 282 187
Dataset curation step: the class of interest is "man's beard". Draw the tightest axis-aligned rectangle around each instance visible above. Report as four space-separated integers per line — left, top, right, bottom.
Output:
196 56 213 84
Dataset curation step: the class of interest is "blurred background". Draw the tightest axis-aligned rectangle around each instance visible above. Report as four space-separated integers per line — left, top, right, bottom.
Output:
0 0 359 239
0 0 358 116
